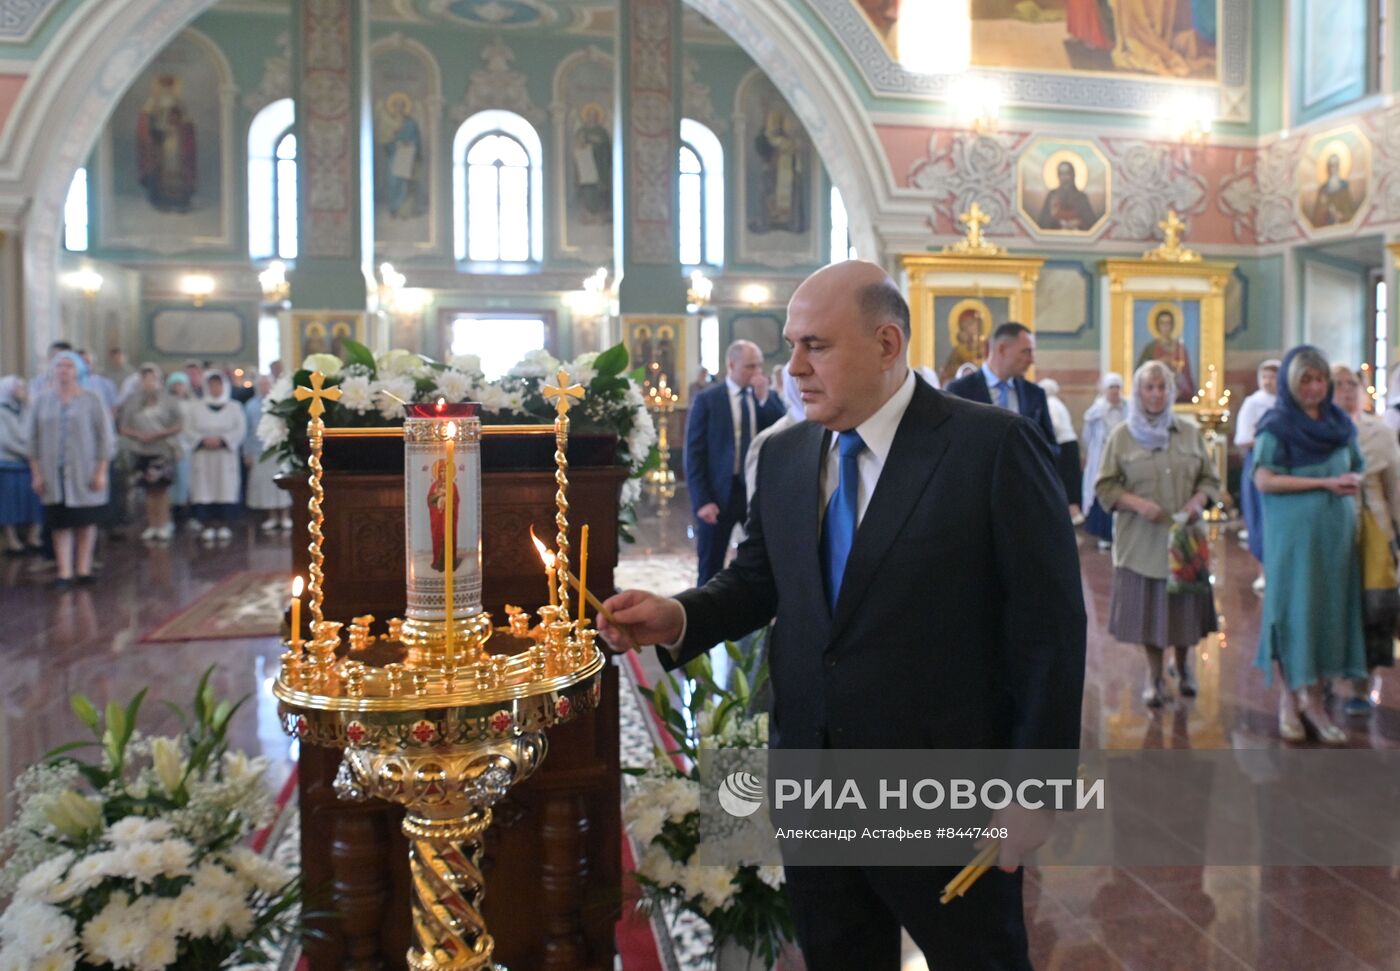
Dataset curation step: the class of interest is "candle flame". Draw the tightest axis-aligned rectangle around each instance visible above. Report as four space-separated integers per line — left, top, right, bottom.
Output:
292 575 304 596
444 421 456 437
529 525 555 569
436 396 446 412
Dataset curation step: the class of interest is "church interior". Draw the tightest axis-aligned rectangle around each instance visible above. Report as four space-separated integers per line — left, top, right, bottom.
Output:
2 0 1400 969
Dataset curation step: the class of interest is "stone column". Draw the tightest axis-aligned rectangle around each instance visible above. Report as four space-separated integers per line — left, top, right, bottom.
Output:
286 0 374 365
614 0 688 385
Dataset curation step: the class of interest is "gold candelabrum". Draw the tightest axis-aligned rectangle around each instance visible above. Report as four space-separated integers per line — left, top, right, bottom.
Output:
1189 363 1234 522
275 369 605 971
645 375 678 500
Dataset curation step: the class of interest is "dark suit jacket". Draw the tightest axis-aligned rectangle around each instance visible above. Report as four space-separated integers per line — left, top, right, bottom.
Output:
667 377 1085 754
684 381 785 514
945 369 1059 457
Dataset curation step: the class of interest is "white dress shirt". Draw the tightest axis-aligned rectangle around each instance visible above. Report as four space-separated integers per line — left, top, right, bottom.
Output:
1233 389 1276 447
725 377 759 475
981 362 1020 414
819 369 916 528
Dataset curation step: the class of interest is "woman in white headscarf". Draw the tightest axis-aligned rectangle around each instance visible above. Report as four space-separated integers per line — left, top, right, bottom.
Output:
187 370 244 543
1081 372 1126 549
1095 361 1219 707
1040 378 1083 524
745 360 806 506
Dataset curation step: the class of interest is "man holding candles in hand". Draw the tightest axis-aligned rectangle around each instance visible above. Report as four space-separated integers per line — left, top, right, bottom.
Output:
599 260 1086 971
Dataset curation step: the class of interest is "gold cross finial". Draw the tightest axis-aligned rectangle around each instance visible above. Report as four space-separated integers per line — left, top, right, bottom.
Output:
542 368 585 417
943 200 1006 257
294 370 343 418
1144 208 1201 262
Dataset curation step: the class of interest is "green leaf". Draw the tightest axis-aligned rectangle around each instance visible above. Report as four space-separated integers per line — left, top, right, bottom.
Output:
725 640 744 665
733 669 750 703
340 338 377 374
43 740 99 760
123 688 148 745
70 694 99 731
627 365 648 384
592 343 629 378
105 701 126 741
211 699 233 732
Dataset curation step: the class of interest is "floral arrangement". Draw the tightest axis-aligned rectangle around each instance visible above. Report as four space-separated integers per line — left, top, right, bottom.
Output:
1167 519 1212 594
0 669 298 971
625 641 793 965
257 341 658 529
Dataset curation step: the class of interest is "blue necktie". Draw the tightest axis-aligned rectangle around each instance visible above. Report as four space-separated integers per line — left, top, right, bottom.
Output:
821 430 865 611
995 379 1010 410
738 387 753 467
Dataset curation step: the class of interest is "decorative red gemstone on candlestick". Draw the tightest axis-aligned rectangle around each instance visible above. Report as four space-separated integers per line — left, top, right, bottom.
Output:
411 719 437 743
294 715 308 737
346 721 367 744
490 710 513 733
555 696 572 719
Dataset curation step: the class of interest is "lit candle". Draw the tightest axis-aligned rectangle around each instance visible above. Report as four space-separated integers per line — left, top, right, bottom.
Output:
577 524 590 626
530 526 557 608
290 575 304 649
443 422 456 659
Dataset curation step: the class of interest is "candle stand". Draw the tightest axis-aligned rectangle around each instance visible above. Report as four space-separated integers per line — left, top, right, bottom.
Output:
275 371 605 971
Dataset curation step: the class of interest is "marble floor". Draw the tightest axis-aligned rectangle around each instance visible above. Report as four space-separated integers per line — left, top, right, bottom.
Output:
2 489 1399 970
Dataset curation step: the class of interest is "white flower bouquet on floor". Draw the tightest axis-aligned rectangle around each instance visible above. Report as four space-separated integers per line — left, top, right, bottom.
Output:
0 668 299 971
626 640 794 965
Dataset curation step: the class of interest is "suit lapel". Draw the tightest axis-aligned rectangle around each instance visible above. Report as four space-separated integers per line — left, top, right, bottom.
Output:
971 372 991 405
788 423 830 621
831 383 952 635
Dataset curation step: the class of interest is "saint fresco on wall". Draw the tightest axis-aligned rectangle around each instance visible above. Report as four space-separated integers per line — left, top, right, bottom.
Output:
1299 125 1370 231
553 49 614 259
736 71 821 267
102 29 229 249
372 37 439 252
1017 137 1109 235
855 0 1217 79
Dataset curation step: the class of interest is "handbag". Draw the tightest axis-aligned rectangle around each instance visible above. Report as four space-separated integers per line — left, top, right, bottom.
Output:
1359 504 1400 626
1167 520 1211 595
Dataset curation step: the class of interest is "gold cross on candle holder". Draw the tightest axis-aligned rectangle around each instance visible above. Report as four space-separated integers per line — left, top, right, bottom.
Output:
543 368 585 418
1145 208 1201 262
295 370 343 418
943 200 1006 257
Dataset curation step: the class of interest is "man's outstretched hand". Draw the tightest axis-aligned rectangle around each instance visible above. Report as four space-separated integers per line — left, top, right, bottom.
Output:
596 590 685 654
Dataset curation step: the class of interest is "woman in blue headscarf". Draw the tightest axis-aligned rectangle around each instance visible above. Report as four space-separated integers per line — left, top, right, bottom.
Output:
1253 345 1366 744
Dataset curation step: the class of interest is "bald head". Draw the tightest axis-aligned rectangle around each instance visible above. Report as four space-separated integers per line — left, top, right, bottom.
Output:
725 339 764 388
784 260 910 430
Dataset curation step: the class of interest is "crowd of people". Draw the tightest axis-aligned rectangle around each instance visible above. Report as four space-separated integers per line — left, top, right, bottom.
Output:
0 341 290 588
682 321 1396 748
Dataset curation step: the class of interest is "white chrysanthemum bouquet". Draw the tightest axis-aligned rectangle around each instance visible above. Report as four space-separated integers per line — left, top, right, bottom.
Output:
260 340 658 536
0 668 299 971
626 640 793 964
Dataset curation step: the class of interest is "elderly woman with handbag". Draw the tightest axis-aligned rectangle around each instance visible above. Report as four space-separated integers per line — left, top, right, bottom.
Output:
1095 360 1220 708
1331 364 1399 716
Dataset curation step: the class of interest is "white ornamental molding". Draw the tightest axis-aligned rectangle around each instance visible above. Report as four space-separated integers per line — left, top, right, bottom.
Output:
1103 141 1208 241
908 133 1018 236
1216 138 1302 244
450 35 543 127
682 55 724 133
0 0 62 43
243 30 290 114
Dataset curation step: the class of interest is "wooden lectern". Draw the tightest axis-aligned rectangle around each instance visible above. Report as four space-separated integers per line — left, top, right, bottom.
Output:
281 430 626 970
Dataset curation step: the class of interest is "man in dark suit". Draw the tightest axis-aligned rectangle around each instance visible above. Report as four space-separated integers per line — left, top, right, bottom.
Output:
946 321 1059 455
601 262 1086 970
684 339 784 584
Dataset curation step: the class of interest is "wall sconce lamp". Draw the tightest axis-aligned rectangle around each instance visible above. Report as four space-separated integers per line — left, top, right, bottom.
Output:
1162 91 1215 146
739 283 771 308
258 260 290 305
180 274 216 308
66 268 104 301
568 266 612 319
686 270 714 313
949 75 1004 135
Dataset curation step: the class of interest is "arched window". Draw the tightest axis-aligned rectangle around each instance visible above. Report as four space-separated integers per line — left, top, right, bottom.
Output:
64 167 89 252
249 98 296 261
679 119 723 267
830 185 857 264
453 110 543 265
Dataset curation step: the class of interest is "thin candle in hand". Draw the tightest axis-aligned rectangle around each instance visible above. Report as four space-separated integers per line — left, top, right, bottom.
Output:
578 524 590 625
290 575 304 649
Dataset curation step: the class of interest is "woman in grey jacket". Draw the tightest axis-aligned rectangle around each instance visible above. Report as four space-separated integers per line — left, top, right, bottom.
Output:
26 351 115 587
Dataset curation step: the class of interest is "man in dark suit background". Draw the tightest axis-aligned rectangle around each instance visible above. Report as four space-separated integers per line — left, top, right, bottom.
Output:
601 262 1086 970
946 321 1059 455
684 339 784 584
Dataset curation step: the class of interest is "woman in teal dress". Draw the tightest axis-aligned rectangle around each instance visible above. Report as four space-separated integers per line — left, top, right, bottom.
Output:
1253 345 1366 745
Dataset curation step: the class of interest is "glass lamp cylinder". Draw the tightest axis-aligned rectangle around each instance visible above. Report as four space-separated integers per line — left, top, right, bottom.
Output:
402 404 482 625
